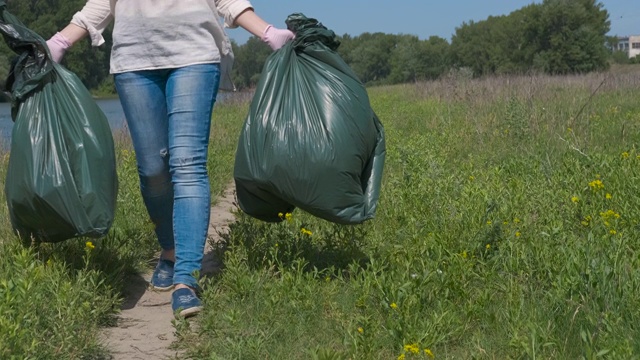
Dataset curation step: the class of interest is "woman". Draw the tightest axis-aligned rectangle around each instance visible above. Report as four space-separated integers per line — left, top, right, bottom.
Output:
47 0 293 318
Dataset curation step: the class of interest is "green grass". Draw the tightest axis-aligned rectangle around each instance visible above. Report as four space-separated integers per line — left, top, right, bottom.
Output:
178 69 640 359
2 68 640 359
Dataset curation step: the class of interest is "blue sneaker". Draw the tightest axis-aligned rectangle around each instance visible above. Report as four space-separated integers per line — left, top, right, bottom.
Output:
172 288 202 318
150 258 174 291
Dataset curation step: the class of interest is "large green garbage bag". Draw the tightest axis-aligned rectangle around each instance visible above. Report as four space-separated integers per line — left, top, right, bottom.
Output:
234 13 385 224
0 2 118 242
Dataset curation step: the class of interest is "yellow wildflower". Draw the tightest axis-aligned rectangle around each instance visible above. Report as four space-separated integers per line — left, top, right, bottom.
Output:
469 175 475 181
515 231 521 237
397 354 405 360
514 218 521 223
85 241 95 250
357 327 364 334
622 151 630 158
278 212 284 218
588 179 604 191
605 193 612 199
300 228 313 236
485 244 491 250
600 209 620 220
486 220 492 225
404 344 420 354
571 196 579 203
462 250 468 259
285 213 292 221
390 302 398 309
610 229 617 235
425 348 435 358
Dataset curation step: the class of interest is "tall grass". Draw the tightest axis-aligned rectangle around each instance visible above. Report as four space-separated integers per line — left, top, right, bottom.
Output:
180 67 640 359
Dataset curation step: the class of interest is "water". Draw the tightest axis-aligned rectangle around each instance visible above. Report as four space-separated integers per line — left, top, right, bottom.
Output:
0 92 246 148
0 98 127 147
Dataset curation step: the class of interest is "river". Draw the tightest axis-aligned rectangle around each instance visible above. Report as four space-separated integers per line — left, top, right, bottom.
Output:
0 92 248 149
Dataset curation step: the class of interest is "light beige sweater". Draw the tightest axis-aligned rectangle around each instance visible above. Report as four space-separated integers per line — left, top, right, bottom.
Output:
71 0 253 90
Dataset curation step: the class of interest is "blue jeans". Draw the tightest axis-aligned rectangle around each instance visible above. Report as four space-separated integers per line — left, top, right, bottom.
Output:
114 64 220 288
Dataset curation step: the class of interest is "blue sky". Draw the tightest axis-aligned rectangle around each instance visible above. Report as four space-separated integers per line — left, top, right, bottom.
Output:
227 0 638 44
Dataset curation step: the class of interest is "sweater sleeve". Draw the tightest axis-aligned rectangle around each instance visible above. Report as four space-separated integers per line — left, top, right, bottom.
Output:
214 0 253 28
70 0 113 46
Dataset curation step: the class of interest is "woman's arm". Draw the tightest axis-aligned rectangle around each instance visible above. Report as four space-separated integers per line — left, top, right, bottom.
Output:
70 0 113 46
233 8 269 38
47 0 112 62
58 23 89 45
215 0 293 50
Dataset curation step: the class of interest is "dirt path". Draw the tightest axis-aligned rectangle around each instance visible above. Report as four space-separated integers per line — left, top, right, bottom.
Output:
100 184 236 359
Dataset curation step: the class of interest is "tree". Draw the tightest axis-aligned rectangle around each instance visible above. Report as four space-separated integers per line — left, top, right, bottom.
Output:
1 0 112 91
230 37 271 89
532 0 610 74
451 18 502 76
344 32 396 84
450 0 610 76
611 51 629 64
388 35 450 83
388 35 424 83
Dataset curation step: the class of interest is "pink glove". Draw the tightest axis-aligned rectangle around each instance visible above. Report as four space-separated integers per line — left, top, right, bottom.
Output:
262 25 294 51
46 32 72 63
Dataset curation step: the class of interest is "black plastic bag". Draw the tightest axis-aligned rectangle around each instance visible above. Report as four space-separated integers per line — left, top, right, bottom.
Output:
0 2 118 242
234 13 385 225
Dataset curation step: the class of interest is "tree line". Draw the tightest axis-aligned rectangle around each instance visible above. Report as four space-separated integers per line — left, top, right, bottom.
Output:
0 0 626 95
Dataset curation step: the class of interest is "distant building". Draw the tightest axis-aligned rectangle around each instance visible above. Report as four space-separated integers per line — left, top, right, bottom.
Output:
613 35 640 58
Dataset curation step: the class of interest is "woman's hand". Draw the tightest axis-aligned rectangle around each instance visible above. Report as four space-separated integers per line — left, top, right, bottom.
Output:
262 25 294 51
46 24 88 63
46 32 72 63
234 9 294 51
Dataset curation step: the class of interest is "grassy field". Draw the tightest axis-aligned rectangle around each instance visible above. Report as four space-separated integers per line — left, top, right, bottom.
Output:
1 66 640 359
179 67 640 359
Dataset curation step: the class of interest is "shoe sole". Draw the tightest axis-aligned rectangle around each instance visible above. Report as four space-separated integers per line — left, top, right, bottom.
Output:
178 305 203 318
150 283 174 292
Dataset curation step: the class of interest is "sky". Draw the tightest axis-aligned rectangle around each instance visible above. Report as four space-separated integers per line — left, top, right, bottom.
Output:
227 0 638 44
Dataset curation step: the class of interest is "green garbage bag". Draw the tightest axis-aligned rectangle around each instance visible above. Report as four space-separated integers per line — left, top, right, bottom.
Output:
0 2 118 242
234 13 385 225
